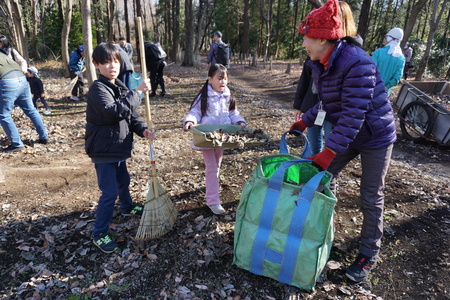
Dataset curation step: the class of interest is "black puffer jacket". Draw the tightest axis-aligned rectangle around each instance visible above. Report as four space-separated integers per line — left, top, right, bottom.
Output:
85 75 147 161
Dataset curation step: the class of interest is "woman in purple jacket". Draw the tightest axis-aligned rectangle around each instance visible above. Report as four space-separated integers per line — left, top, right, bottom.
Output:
290 0 396 283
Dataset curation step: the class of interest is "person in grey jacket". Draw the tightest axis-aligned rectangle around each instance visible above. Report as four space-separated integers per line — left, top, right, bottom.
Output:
290 0 396 283
85 42 153 253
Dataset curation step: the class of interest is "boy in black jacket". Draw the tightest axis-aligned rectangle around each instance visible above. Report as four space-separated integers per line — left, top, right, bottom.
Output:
26 67 51 114
85 42 153 253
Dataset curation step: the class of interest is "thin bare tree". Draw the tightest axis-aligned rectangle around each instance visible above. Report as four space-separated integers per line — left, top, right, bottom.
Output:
82 0 96 85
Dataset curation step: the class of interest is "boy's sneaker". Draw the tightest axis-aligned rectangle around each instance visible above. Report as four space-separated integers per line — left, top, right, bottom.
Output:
208 204 226 215
43 109 51 115
70 95 80 101
2 145 25 152
122 205 143 217
93 232 118 253
345 253 378 282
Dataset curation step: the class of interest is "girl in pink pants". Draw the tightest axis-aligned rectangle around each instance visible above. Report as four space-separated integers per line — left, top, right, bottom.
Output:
183 64 246 214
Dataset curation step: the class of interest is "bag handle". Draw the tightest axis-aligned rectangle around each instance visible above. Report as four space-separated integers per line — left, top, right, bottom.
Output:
250 159 327 281
279 130 311 158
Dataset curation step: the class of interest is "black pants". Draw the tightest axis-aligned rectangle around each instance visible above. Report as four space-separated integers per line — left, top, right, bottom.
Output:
70 70 84 97
149 61 165 94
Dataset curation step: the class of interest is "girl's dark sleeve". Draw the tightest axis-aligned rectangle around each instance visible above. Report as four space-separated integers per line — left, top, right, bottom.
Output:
294 60 312 111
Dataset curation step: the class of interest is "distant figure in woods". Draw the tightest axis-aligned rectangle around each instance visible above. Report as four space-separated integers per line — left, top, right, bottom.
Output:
114 44 134 90
119 37 133 64
68 45 86 101
0 35 27 73
0 50 48 152
144 41 167 97
26 66 51 115
372 28 405 95
403 42 413 80
207 31 230 69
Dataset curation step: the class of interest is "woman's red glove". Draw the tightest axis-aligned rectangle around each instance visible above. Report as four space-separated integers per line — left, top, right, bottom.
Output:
307 148 336 171
289 120 307 134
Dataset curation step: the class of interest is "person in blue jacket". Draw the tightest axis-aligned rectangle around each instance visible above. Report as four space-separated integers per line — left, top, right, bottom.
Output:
290 0 396 283
68 45 85 101
372 28 405 95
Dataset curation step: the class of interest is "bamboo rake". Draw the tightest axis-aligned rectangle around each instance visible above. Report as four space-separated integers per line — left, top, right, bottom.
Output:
135 16 177 240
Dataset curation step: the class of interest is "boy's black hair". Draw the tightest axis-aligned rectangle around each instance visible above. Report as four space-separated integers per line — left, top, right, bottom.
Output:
190 63 235 116
92 42 122 65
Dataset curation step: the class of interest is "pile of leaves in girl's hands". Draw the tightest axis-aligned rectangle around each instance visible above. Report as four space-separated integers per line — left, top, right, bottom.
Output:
207 128 270 148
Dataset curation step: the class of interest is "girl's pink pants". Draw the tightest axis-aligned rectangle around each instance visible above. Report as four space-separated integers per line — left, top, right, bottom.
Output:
202 148 224 205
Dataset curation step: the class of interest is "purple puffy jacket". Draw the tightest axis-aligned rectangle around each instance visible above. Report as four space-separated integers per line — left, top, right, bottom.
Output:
302 40 397 154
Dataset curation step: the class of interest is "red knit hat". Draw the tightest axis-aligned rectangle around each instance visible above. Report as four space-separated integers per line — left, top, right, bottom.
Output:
298 0 344 40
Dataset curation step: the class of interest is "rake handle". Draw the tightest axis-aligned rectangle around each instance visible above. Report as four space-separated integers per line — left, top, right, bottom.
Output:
136 16 159 200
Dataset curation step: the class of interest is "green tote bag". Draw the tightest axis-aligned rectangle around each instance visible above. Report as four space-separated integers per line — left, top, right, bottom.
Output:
233 154 337 290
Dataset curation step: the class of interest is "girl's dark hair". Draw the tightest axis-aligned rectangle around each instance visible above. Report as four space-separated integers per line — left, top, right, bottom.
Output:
92 42 122 65
190 63 235 116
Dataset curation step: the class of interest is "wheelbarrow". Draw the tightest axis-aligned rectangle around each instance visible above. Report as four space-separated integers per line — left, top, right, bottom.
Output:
394 81 450 146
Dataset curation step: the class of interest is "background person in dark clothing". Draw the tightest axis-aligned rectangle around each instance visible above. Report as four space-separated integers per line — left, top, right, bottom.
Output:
68 45 85 101
144 41 167 97
26 67 51 114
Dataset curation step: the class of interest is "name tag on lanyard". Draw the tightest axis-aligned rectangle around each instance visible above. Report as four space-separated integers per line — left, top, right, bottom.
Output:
314 101 326 126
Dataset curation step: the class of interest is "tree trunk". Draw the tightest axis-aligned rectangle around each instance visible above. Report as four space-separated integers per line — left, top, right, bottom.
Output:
194 0 206 54
82 0 96 85
357 0 372 41
415 0 448 80
289 0 299 58
61 0 73 77
31 0 41 60
107 0 115 41
124 0 130 42
401 0 428 48
182 0 194 66
264 0 274 58
273 0 281 58
10 0 29 61
172 0 180 62
306 0 322 8
242 0 250 55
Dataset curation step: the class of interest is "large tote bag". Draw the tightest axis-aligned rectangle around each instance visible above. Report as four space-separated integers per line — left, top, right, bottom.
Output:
233 133 337 290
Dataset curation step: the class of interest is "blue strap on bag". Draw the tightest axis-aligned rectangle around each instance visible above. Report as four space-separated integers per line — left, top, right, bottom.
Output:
279 130 312 158
250 159 327 284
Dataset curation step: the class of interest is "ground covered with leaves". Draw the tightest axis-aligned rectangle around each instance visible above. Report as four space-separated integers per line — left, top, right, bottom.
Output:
0 59 449 300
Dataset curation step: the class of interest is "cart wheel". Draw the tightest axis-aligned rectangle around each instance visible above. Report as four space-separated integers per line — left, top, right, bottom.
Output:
399 101 434 142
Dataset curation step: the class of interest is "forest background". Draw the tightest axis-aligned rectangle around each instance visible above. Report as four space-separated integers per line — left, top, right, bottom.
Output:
0 0 449 82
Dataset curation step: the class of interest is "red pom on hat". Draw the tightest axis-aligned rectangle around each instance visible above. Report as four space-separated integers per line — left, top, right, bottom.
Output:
298 0 344 40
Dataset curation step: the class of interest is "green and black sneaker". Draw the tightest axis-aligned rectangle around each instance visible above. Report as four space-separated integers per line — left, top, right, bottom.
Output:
93 232 118 253
122 205 143 217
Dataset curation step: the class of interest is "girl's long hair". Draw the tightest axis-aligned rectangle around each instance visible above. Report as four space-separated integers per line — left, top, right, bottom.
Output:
190 63 235 116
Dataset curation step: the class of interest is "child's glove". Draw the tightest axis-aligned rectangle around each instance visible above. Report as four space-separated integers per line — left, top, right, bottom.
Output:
307 148 336 171
289 120 306 135
184 121 194 132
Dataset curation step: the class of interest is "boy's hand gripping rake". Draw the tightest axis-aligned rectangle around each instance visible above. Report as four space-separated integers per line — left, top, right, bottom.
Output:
135 17 177 240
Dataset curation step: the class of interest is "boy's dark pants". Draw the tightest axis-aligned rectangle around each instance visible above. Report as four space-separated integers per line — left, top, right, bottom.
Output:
93 160 134 237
